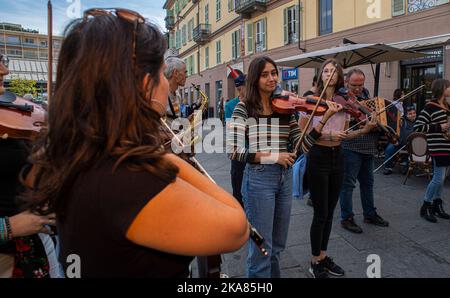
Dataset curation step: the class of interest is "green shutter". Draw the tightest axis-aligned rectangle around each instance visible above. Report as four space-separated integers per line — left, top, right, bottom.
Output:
392 0 405 16
283 8 288 45
247 23 253 54
262 18 266 50
294 5 299 41
232 32 236 59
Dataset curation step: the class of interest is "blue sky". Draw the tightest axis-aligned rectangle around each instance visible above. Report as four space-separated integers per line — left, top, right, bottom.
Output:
0 0 167 35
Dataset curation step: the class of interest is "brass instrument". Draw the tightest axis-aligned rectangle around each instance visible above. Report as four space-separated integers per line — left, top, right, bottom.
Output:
160 87 269 257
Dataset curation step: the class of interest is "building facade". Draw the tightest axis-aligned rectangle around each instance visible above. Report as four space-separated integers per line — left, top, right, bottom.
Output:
164 0 450 117
0 23 63 92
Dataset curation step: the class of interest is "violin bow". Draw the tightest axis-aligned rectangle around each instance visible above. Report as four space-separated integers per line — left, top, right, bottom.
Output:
344 85 424 133
294 65 337 153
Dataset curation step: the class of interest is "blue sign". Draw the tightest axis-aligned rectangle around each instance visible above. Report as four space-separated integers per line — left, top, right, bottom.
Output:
282 68 298 81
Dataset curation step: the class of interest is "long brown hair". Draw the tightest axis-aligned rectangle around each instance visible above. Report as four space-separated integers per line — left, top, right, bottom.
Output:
244 56 278 118
431 79 450 103
30 15 178 219
316 58 345 96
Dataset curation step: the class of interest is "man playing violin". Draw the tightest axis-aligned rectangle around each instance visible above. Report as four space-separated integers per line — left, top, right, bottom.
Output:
339 69 389 234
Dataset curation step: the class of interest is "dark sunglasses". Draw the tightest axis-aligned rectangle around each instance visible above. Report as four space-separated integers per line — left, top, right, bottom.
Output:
83 8 145 68
0 54 9 68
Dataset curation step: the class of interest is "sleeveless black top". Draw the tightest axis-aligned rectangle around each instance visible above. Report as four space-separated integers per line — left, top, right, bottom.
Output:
58 159 193 277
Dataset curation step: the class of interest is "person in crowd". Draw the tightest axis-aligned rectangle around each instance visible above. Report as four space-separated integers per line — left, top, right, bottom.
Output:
225 67 247 207
339 69 389 235
0 53 60 278
228 56 343 278
28 8 249 277
414 79 450 223
383 105 417 175
299 60 375 278
164 56 186 120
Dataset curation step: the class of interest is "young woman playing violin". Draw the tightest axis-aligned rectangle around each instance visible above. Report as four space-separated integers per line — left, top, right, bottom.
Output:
298 59 376 278
228 56 342 278
27 9 249 277
0 54 60 278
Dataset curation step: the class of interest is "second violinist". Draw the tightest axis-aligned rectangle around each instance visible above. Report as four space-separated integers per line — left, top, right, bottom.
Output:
298 59 376 278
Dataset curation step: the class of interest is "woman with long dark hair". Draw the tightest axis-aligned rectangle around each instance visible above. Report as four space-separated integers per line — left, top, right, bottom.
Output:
414 79 450 223
29 8 249 277
299 59 375 278
228 56 342 278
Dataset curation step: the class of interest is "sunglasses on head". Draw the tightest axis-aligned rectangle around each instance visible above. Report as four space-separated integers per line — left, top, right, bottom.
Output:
83 8 145 68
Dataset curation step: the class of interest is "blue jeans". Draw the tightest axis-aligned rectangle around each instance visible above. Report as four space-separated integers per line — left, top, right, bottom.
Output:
241 163 293 278
384 143 399 170
339 149 377 220
424 159 447 203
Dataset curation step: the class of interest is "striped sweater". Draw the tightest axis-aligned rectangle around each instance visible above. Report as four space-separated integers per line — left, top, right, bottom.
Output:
227 101 321 163
414 103 450 158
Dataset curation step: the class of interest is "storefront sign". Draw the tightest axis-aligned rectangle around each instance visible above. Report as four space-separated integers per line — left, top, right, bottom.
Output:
400 47 443 65
282 68 298 81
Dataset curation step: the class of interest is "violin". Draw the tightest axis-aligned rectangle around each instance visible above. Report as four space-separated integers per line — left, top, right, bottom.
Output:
270 86 363 119
337 88 399 144
0 91 46 140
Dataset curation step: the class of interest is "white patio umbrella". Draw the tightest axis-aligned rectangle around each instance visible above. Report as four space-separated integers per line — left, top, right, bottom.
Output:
275 43 426 69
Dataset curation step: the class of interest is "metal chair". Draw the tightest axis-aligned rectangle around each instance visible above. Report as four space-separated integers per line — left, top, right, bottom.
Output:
403 132 432 185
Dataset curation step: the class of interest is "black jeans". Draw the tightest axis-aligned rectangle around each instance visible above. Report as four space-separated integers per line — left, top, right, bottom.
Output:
307 145 344 257
231 160 246 207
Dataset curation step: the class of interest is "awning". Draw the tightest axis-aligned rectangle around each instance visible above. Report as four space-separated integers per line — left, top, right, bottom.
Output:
5 58 57 83
389 33 450 49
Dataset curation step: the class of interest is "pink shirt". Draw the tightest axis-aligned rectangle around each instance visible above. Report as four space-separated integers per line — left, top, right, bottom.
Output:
299 110 349 134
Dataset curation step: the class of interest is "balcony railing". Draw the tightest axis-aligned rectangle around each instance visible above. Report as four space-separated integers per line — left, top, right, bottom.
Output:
165 15 175 31
235 0 267 18
193 24 211 45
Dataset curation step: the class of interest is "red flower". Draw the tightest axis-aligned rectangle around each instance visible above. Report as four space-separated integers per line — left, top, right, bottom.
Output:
15 239 31 252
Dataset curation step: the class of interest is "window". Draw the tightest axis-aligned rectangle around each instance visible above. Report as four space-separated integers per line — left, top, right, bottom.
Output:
24 50 37 59
205 4 209 24
39 52 48 59
174 0 180 17
284 5 299 45
188 19 194 41
246 23 253 54
205 46 209 69
24 37 35 44
53 40 61 49
7 36 20 44
255 18 266 53
216 40 221 64
231 29 240 60
7 49 22 57
182 24 187 45
216 0 221 21
392 0 406 16
169 32 175 48
186 55 195 76
176 30 181 49
319 0 332 35
228 0 234 12
40 40 47 47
